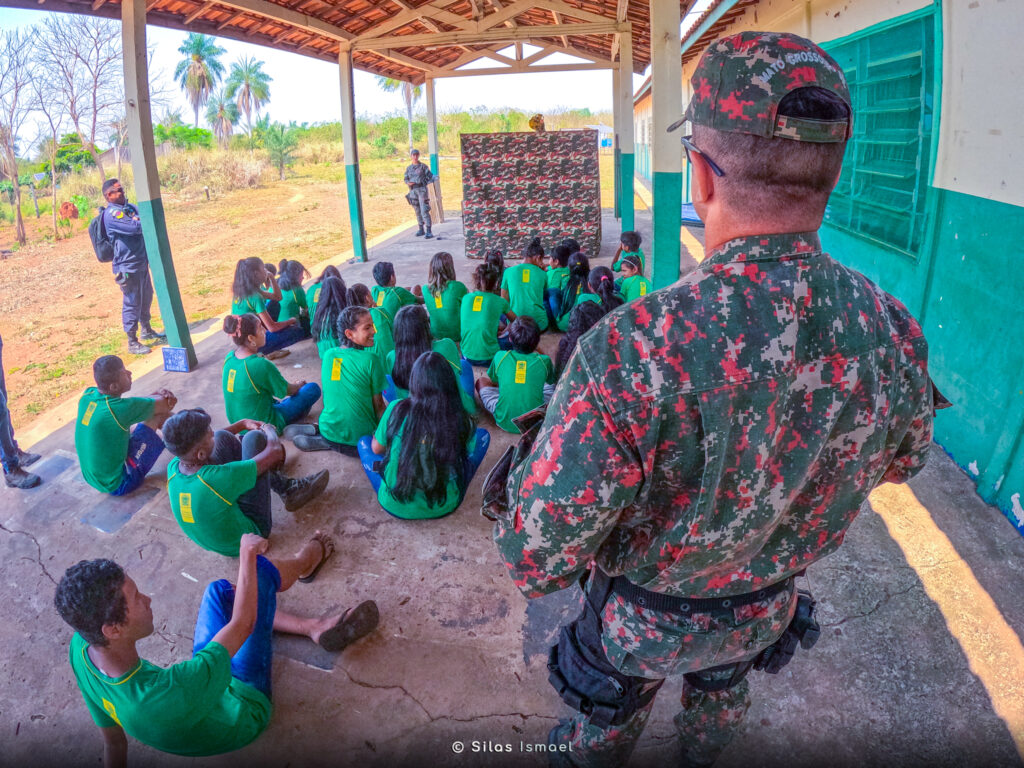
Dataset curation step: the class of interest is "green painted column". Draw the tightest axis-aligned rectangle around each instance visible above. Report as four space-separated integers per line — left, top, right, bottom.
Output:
426 77 440 177
121 0 196 367
612 67 622 219
649 0 683 289
613 147 622 219
618 33 636 234
338 47 368 262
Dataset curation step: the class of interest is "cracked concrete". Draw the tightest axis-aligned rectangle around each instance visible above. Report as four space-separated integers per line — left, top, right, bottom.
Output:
2 213 1023 767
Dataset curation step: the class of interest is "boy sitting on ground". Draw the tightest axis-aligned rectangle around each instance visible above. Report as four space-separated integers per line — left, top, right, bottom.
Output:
475 316 555 433
370 261 422 320
162 409 330 557
55 533 379 766
75 355 176 495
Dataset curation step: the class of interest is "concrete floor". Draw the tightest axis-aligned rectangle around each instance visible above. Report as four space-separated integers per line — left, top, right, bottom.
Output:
2 212 1023 767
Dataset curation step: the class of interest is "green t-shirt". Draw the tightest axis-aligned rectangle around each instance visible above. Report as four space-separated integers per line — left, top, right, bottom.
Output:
501 263 549 331
621 274 653 303
369 306 395 369
555 283 585 332
306 283 324 319
222 351 289 431
422 280 468 341
316 332 340 359
372 285 418 321
69 633 271 756
278 287 307 321
231 294 267 317
320 346 385 445
576 292 602 308
546 266 570 293
168 458 260 556
612 248 646 275
459 292 511 362
486 350 554 433
372 400 477 519
385 338 475 413
75 388 156 493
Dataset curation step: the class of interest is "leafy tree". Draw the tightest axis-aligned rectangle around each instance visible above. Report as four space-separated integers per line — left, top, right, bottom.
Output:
225 56 271 144
174 33 226 128
205 90 238 147
153 123 213 150
250 113 271 150
263 123 297 180
375 77 422 153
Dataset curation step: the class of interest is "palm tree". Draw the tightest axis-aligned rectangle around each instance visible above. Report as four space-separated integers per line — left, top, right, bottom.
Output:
263 123 297 180
205 90 238 147
175 33 226 128
225 56 272 145
375 76 422 152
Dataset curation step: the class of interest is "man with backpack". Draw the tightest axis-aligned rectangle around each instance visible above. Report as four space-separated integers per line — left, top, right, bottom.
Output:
96 179 165 355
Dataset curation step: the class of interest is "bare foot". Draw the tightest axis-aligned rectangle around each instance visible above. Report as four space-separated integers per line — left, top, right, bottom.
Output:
310 612 345 646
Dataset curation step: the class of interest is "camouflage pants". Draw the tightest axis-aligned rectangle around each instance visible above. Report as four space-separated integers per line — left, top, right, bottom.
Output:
407 187 430 229
547 577 795 768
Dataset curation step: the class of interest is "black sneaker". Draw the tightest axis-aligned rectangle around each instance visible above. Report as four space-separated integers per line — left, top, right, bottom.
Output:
127 338 151 355
140 327 167 342
278 469 330 511
16 449 41 468
414 228 425 237
4 467 41 489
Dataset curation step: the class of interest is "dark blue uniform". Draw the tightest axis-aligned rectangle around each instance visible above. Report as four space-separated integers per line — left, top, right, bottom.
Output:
103 202 154 338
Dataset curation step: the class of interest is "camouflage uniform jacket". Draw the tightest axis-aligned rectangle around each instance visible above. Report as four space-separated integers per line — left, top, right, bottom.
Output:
404 162 434 188
495 231 933 603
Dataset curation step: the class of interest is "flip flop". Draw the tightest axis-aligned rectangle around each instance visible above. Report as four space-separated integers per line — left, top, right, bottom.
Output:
318 601 380 653
298 533 334 584
282 423 317 440
265 349 291 361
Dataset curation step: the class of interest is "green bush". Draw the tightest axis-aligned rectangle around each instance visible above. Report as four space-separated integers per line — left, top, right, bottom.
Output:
369 135 397 159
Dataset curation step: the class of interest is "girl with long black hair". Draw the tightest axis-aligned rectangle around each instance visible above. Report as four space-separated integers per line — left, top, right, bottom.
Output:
347 282 395 366
554 251 591 331
276 259 313 334
358 351 490 519
421 251 468 342
311 276 348 357
554 301 607 380
460 263 515 366
230 257 305 357
307 264 341 319
576 266 624 314
385 305 476 412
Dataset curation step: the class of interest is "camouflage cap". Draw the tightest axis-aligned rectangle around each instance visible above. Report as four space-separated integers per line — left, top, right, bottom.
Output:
669 31 852 143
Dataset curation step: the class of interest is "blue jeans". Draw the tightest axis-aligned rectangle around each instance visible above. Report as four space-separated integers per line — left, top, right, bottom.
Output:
271 382 321 425
259 324 307 354
545 288 563 327
458 359 475 398
357 428 491 501
465 357 492 368
0 334 20 473
383 375 400 403
193 555 280 699
112 423 164 496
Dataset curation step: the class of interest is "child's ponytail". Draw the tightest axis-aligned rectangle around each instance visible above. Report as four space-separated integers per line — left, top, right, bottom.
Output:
223 313 261 346
589 267 622 313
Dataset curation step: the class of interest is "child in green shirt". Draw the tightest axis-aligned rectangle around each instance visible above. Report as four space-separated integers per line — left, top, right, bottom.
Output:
56 535 378 762
460 263 515 366
230 257 305 359
476 317 555 434
619 253 653 303
305 265 341 322
310 276 348 358
575 266 624 314
162 409 329 555
358 351 490 519
612 230 646 275
276 259 312 334
221 314 321 431
544 243 572 328
291 306 386 456
501 237 549 331
347 283 395 370
371 261 422 320
554 251 591 332
422 251 468 342
74 355 176 495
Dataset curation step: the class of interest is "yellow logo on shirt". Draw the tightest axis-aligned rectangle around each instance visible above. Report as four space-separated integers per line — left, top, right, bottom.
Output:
472 296 483 312
179 493 194 523
226 369 236 393
332 358 343 380
640 282 647 296
515 360 528 384
522 269 530 283
375 293 385 307
434 295 443 309
314 288 321 303
102 698 122 726
82 401 98 426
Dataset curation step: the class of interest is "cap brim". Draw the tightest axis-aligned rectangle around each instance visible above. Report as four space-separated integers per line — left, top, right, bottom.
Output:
666 116 686 133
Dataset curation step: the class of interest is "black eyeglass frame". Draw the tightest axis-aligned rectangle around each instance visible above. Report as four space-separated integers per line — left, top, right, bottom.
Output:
681 135 726 177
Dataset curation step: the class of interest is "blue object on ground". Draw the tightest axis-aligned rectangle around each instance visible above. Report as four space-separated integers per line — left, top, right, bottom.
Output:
162 346 191 372
681 203 704 227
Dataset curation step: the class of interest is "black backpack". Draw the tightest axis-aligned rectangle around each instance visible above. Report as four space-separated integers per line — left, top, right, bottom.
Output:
89 206 115 263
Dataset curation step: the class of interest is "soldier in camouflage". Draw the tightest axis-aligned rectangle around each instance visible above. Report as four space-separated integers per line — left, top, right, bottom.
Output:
493 32 935 767
404 148 434 239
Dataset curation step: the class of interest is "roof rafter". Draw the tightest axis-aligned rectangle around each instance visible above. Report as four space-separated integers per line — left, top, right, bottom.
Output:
348 20 628 51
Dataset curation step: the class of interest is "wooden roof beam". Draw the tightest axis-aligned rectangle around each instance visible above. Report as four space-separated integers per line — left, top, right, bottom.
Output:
431 60 610 77
210 0 354 42
217 10 247 29
349 20 628 51
184 1 216 24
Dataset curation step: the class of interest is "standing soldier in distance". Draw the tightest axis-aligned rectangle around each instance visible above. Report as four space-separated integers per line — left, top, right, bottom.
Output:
492 32 936 767
404 148 434 239
102 178 166 355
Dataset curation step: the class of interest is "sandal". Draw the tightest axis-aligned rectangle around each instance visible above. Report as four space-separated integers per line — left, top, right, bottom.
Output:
265 349 291 361
318 601 380 653
298 532 335 583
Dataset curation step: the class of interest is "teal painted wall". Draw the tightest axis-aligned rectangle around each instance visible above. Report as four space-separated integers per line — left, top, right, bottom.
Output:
821 188 1024 530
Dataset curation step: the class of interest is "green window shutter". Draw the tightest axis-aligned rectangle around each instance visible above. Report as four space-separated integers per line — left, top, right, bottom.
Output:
823 12 935 258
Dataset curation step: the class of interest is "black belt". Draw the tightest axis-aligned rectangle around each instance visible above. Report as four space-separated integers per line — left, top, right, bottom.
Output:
590 569 799 616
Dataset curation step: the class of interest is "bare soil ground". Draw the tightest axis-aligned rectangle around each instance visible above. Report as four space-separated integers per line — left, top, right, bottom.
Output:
0 154 616 428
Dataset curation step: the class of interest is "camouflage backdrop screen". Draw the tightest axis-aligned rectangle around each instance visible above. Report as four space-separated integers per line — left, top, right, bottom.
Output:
461 130 602 260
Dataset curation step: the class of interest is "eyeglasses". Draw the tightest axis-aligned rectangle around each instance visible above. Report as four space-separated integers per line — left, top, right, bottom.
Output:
681 135 725 177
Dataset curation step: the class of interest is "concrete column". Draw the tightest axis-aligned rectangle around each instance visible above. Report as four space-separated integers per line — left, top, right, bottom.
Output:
612 66 622 219
425 77 439 176
121 0 196 367
339 48 368 262
649 0 683 288
618 32 636 233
